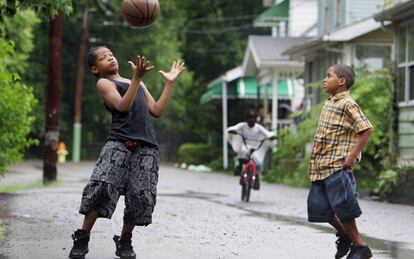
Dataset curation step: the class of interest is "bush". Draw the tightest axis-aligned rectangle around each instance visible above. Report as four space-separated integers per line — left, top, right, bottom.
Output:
375 167 414 203
0 11 39 174
0 39 38 174
178 143 218 165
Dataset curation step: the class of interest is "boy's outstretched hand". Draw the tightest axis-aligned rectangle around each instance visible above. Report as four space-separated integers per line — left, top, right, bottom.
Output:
128 55 154 80
159 60 185 83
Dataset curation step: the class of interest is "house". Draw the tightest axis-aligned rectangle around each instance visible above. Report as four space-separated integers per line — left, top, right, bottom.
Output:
374 0 414 166
283 0 393 108
254 0 318 37
200 36 307 169
241 35 308 131
200 0 315 168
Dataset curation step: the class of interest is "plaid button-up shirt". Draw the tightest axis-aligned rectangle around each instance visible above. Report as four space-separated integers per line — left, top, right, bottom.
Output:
309 91 373 182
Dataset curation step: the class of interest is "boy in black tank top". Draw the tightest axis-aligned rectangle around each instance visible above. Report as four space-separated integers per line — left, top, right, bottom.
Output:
69 46 185 259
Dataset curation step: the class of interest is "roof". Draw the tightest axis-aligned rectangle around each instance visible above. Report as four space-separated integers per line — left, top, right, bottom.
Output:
374 0 414 21
254 0 289 27
283 17 390 57
241 35 308 76
200 77 297 104
248 35 308 62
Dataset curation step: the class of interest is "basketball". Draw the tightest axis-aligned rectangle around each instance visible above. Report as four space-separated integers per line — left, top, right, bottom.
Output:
120 0 160 28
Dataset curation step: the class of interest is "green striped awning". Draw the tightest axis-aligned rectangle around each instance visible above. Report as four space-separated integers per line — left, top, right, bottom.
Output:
254 0 289 27
200 76 294 104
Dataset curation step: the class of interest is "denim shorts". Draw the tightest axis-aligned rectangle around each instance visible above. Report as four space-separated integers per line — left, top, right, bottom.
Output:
307 168 362 223
79 141 159 226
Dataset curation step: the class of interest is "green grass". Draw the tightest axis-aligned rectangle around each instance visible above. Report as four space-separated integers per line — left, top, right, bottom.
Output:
0 224 5 244
0 180 61 193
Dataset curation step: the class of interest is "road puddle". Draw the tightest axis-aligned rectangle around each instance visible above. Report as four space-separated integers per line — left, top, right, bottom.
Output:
161 191 414 259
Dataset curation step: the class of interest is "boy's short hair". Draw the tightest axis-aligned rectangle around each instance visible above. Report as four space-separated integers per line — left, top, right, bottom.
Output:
87 46 108 78
87 46 108 70
245 109 257 119
332 64 355 89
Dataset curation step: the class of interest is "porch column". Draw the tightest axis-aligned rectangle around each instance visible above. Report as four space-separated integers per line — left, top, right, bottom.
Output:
222 80 228 169
271 71 279 133
264 82 269 127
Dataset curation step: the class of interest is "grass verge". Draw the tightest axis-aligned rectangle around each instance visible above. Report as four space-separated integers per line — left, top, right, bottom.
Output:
0 223 5 245
0 180 61 193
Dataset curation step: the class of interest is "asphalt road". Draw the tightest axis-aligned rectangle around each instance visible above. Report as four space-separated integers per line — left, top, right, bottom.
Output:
0 161 413 259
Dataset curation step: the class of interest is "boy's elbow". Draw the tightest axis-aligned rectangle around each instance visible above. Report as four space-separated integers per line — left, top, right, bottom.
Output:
115 103 132 113
362 128 373 136
150 110 162 118
152 113 162 118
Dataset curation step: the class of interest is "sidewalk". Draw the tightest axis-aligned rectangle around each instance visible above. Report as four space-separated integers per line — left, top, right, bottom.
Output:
0 161 413 258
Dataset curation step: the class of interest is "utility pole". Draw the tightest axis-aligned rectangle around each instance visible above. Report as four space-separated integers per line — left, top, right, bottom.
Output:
72 1 89 162
43 12 63 183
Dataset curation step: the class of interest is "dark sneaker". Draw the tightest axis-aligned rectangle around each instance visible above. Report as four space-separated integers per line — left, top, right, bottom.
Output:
346 245 372 259
335 232 352 258
113 232 136 259
252 176 260 190
69 229 90 259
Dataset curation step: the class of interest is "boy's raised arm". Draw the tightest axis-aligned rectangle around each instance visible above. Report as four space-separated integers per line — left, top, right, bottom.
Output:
144 60 185 117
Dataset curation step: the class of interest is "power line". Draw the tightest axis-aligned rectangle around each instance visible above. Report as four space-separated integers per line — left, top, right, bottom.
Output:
178 24 255 34
188 14 258 23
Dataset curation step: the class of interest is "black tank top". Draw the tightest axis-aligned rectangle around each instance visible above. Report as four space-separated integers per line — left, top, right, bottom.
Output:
106 80 158 147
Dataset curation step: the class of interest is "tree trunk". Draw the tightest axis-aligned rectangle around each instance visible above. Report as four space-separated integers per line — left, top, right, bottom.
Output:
43 12 63 183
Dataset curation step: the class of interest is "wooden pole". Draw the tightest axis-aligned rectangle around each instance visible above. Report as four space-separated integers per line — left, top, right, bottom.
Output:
72 2 89 162
43 12 63 183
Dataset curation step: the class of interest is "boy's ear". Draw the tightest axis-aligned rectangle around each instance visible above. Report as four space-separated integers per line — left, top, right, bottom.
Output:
338 77 346 87
90 66 99 75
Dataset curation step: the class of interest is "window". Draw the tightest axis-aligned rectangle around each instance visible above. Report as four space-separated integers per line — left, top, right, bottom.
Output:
397 67 405 102
355 44 392 71
408 25 414 62
335 0 345 28
410 66 414 100
398 21 414 103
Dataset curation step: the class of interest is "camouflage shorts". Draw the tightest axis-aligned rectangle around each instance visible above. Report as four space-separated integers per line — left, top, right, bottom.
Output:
79 141 159 226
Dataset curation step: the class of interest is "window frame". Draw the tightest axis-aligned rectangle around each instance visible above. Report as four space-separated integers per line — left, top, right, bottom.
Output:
398 19 414 107
353 42 393 71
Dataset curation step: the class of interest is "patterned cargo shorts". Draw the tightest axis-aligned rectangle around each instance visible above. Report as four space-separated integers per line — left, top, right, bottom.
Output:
79 141 159 226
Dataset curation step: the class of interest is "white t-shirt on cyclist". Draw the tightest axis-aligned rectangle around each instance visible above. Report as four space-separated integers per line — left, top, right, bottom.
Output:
227 122 275 166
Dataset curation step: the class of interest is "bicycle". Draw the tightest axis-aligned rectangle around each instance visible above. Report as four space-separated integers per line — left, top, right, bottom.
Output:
228 132 275 202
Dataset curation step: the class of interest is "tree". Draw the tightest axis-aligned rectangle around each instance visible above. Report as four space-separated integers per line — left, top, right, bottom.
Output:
0 0 72 179
0 10 39 174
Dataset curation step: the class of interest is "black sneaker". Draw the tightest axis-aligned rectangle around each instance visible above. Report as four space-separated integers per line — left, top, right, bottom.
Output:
69 229 90 259
113 232 136 259
335 232 352 258
346 245 372 259
252 176 260 190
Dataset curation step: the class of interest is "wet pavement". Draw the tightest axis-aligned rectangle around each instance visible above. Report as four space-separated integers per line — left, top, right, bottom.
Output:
0 161 413 258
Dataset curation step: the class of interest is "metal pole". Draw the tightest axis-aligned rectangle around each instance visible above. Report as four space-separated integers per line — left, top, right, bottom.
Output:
222 79 228 169
72 1 89 162
264 81 269 128
272 71 279 133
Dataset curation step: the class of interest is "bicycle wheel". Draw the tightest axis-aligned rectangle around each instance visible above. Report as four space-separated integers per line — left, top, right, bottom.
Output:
241 182 247 201
245 167 253 202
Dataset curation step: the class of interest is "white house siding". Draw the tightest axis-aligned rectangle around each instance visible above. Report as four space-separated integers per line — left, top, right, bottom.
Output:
289 0 318 36
399 106 414 166
318 0 384 35
347 0 384 24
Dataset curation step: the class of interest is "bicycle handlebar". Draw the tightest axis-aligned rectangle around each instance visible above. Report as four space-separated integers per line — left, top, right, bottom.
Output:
228 131 275 156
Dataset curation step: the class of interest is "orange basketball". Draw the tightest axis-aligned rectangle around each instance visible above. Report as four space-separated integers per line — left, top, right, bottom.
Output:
120 0 160 28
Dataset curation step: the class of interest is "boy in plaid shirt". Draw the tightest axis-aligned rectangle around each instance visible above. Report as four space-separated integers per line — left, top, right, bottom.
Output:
307 65 373 259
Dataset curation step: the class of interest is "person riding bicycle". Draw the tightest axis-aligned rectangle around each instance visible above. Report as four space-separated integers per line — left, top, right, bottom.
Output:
227 109 277 190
